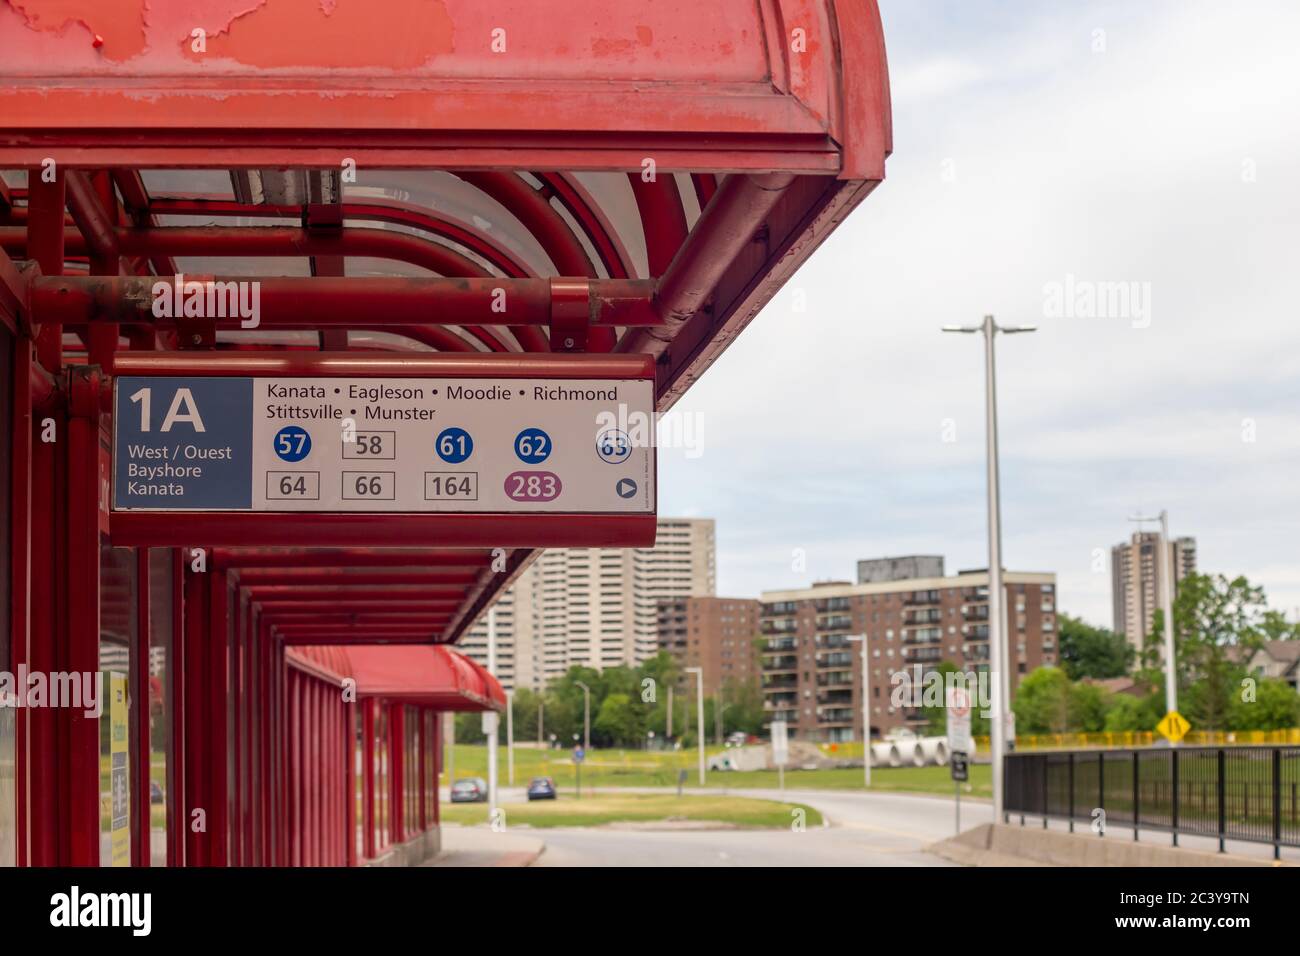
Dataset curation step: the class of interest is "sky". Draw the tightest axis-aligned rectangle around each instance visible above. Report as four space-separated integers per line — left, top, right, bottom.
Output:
656 0 1300 628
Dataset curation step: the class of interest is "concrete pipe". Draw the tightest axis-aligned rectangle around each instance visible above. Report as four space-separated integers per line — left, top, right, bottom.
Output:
919 737 950 766
903 740 926 767
871 742 902 768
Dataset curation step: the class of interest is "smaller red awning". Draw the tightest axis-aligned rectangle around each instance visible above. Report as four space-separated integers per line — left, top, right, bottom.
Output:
287 644 504 712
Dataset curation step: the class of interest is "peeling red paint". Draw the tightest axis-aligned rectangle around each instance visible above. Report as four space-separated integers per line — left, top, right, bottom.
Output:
7 0 146 61
181 0 453 68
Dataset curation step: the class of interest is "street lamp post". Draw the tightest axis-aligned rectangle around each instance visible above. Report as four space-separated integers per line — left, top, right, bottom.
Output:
943 315 1036 823
1130 509 1179 720
685 667 705 785
845 634 870 788
574 680 591 754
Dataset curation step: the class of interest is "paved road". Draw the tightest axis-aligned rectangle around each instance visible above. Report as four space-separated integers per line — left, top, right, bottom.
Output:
484 786 991 867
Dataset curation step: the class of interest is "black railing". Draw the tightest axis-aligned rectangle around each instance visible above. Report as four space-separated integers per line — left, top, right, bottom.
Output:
1005 747 1300 859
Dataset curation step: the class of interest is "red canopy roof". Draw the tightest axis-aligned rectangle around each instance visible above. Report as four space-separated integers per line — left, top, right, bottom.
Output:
287 643 505 712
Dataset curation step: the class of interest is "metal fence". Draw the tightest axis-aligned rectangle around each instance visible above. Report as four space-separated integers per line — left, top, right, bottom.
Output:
1005 746 1300 858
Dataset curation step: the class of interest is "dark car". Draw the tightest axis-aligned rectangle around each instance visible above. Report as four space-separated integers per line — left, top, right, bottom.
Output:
450 777 488 803
150 780 164 805
526 776 557 801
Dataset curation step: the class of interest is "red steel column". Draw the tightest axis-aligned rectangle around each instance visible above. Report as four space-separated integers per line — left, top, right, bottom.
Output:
168 550 185 866
345 700 357 866
182 556 207 866
206 571 229 865
64 371 100 866
9 333 32 866
133 548 151 865
362 698 375 861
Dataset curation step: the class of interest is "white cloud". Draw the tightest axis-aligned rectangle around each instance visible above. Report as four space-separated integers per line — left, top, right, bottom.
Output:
662 0 1300 629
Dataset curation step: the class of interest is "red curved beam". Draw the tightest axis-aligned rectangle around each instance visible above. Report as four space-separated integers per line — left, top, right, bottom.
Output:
628 174 689 277
455 171 613 351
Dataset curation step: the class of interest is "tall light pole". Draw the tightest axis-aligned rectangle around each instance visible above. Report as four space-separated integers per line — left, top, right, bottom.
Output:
574 680 591 754
487 607 499 817
846 634 870 788
943 315 1036 823
685 667 705 785
1130 510 1178 720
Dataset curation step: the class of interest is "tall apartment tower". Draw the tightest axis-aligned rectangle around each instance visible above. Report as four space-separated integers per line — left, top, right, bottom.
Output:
1111 532 1196 651
460 517 716 690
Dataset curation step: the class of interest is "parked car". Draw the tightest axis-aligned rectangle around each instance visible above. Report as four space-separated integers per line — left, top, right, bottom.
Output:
526 776 557 801
150 780 164 805
450 777 488 803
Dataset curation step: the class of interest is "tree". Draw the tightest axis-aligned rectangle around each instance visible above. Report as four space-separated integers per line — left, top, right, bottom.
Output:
1057 614 1132 680
1012 667 1073 734
1161 574 1269 730
593 692 642 747
1228 677 1300 731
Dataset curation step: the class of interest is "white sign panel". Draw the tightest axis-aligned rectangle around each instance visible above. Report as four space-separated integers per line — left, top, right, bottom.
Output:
113 376 656 514
770 719 789 767
946 686 972 755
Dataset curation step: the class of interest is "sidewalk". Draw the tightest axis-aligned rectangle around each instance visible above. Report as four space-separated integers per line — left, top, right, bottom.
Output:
423 825 545 867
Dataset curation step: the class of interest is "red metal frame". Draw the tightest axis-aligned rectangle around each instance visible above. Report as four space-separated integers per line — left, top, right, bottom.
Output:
0 0 891 869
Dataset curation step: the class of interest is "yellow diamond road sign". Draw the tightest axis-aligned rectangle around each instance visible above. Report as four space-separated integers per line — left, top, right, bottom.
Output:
1157 710 1191 743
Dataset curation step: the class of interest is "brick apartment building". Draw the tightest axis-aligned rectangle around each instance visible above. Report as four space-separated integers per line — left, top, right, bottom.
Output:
656 596 762 696
760 567 1058 742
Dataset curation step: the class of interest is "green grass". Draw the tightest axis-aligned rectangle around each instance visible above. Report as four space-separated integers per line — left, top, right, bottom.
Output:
444 745 991 797
441 792 823 829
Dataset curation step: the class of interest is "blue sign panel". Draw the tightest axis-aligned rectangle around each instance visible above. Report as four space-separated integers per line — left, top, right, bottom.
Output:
113 377 254 510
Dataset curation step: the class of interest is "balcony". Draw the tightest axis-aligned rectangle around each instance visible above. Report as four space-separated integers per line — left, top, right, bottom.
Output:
903 608 942 625
764 693 797 708
818 708 854 724
903 646 942 662
963 624 989 639
761 618 798 635
815 652 853 668
816 634 854 650
816 671 853 688
762 637 798 653
816 614 853 632
817 690 853 707
764 655 798 672
904 590 940 606
963 604 989 621
903 627 942 645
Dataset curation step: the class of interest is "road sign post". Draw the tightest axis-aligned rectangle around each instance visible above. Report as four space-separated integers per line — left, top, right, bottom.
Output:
947 685 973 835
573 745 585 800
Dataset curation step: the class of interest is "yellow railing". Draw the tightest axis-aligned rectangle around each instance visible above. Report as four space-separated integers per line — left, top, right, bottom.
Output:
816 730 1300 757
973 728 1300 752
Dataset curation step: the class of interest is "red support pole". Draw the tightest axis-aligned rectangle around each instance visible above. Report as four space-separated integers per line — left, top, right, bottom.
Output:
207 570 229 866
417 708 427 833
26 169 66 373
345 700 357 866
168 549 185 867
391 705 404 847
133 548 151 866
288 671 300 868
65 382 101 866
183 556 208 866
9 333 32 867
362 699 375 861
